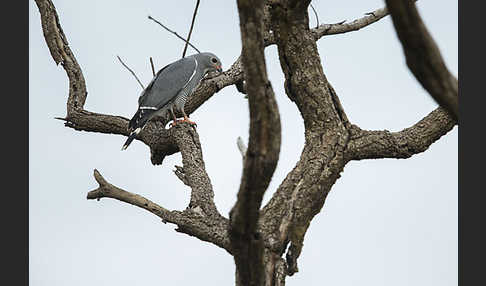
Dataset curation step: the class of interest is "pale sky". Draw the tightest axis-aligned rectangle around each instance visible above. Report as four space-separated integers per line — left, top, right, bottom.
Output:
29 0 457 285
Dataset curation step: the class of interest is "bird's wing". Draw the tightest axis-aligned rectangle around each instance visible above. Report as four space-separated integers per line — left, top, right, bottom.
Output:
138 57 197 109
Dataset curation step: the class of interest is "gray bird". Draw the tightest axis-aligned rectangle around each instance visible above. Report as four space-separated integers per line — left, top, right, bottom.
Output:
122 52 223 150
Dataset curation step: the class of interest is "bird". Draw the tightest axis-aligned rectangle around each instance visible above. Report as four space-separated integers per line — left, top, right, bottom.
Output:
121 52 223 150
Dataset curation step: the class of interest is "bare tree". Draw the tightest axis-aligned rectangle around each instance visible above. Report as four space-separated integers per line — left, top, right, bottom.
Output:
34 0 457 285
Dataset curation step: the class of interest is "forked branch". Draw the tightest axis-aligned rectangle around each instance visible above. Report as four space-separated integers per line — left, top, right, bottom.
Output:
36 0 230 254
36 1 457 285
86 123 231 252
87 167 231 253
37 0 244 165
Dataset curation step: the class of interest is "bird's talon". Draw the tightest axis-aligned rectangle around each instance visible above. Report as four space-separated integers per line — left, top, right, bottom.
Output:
181 116 197 126
169 120 182 127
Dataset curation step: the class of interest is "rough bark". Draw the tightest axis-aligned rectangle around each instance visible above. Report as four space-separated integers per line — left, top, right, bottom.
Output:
86 124 232 253
346 107 455 160
231 0 281 285
259 1 351 277
36 0 244 165
35 0 457 285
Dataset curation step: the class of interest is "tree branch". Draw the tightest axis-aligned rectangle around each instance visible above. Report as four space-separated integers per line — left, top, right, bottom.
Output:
385 0 458 120
117 55 145 90
87 169 232 253
37 0 231 255
36 1 458 285
258 1 353 277
87 123 231 252
35 0 88 116
36 0 245 165
182 0 200 58
171 124 220 216
260 2 456 278
230 0 282 284
263 2 414 46
36 0 397 168
148 15 201 54
312 6 389 38
87 169 173 216
346 107 456 160
308 1 419 40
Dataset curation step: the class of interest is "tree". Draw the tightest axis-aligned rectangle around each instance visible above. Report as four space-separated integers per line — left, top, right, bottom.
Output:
32 0 457 285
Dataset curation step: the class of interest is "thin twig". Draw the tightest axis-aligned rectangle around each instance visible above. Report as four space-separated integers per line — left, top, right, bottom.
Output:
182 0 201 58
148 15 201 54
309 3 319 28
150 57 155 76
116 55 144 90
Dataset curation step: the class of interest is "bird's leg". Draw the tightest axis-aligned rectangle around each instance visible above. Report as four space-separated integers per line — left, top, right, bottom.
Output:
169 106 181 127
181 108 197 126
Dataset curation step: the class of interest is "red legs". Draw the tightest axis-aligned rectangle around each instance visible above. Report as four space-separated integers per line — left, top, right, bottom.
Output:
181 108 197 126
168 106 197 127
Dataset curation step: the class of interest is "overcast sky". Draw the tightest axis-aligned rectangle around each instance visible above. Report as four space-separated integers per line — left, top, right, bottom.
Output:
29 0 457 285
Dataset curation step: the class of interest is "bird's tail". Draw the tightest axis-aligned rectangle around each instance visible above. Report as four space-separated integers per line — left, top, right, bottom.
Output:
123 107 155 151
121 127 142 151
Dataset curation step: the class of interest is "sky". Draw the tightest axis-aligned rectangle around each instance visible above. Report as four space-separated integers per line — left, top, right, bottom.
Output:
29 0 457 285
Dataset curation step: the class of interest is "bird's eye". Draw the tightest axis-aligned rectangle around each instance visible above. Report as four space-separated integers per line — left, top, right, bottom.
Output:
211 58 218 63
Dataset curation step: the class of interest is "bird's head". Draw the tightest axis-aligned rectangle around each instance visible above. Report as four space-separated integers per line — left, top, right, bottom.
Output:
197 52 223 74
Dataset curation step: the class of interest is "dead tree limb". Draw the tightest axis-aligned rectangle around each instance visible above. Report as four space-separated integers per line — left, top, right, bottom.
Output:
87 124 232 253
346 107 455 160
36 0 243 165
35 0 457 285
230 0 281 284
309 1 417 39
86 124 232 253
35 0 231 254
87 173 232 253
312 6 388 38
